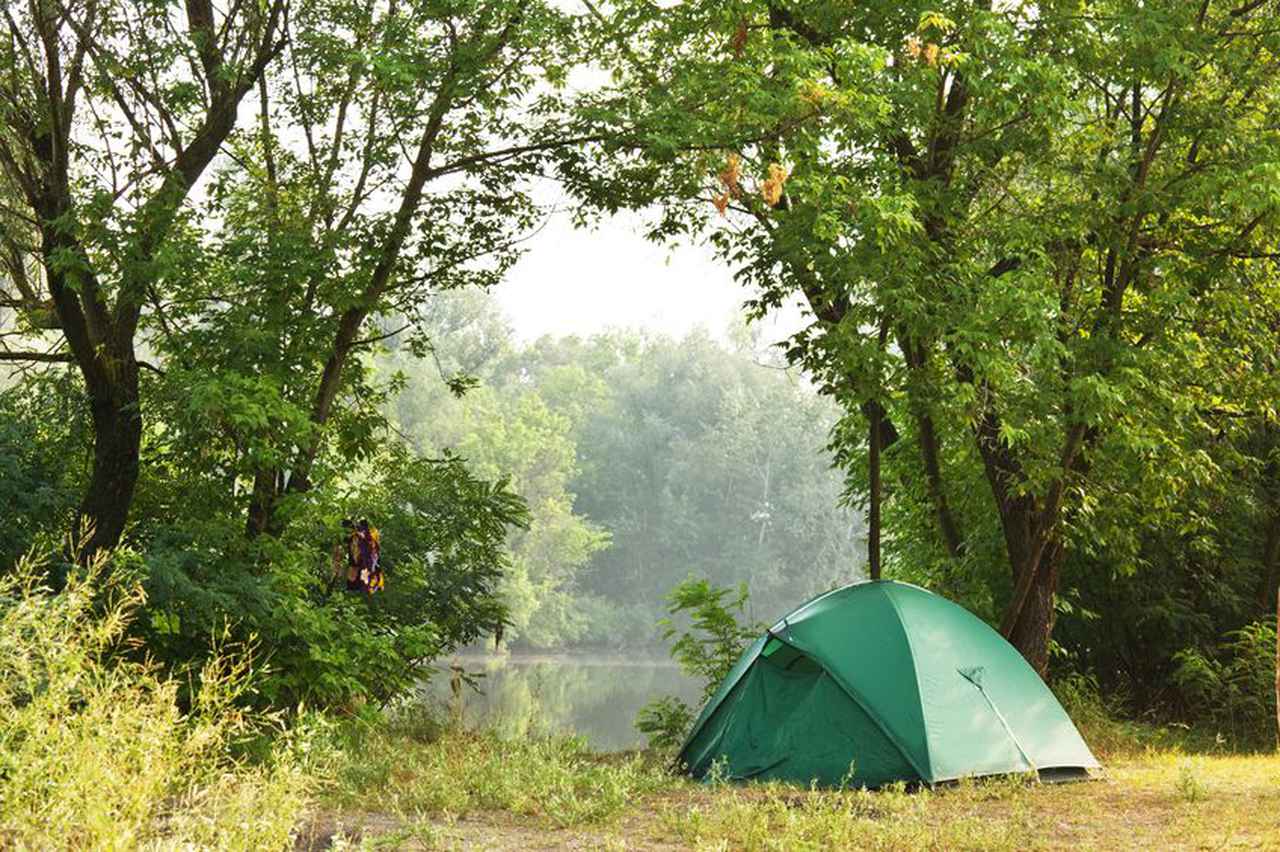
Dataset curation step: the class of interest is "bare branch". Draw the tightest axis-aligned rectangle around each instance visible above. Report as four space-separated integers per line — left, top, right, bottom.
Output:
0 348 72 362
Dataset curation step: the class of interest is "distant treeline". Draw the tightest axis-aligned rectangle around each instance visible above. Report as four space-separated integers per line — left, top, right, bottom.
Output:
384 290 863 650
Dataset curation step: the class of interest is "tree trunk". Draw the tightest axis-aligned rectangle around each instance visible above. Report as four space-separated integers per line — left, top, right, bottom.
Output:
246 468 283 538
77 354 141 558
1003 538 1063 677
868 399 883 581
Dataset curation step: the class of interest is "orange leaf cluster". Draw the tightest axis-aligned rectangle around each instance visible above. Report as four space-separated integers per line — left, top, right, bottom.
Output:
799 80 828 107
904 35 941 67
718 153 743 196
761 162 789 206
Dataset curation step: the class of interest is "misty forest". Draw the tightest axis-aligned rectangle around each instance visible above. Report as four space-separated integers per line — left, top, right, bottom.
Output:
2 0 1280 848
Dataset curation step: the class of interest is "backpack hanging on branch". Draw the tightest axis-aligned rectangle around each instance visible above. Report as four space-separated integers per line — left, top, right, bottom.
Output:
356 520 384 594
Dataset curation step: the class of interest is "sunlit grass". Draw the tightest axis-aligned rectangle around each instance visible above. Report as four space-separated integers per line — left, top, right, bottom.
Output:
325 705 676 828
640 752 1280 851
0 552 313 850
321 708 1280 850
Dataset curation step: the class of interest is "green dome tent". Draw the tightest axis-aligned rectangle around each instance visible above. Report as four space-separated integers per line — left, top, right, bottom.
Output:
678 580 1099 788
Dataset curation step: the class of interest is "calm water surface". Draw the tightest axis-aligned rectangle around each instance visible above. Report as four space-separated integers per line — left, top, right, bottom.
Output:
422 654 703 751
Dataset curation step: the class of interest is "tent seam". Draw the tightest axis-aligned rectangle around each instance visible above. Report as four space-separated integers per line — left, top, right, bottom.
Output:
778 634 932 784
877 583 934 781
972 684 1037 774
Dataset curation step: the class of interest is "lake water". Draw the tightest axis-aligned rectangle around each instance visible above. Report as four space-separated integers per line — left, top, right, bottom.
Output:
421 654 704 751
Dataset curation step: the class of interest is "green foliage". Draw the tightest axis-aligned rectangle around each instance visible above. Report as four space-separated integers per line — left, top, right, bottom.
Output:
637 577 763 751
661 577 762 703
635 695 695 752
560 331 859 637
0 551 310 848
389 294 858 651
1171 622 1278 749
6 0 1280 755
574 0 1280 670
136 450 528 710
391 343 611 648
0 378 85 568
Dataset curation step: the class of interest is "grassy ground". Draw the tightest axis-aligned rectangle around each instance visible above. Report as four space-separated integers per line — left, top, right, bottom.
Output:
5 560 1274 850
299 711 1280 851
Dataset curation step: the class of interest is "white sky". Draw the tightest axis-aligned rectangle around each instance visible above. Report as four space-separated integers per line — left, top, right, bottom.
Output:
492 206 808 347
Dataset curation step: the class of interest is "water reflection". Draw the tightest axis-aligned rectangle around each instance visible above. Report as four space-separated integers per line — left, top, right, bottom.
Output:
422 655 703 752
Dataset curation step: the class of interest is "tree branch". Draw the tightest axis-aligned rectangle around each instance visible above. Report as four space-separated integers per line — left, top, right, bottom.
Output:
0 349 73 362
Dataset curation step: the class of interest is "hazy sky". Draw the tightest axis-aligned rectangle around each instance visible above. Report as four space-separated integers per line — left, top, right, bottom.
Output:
492 205 808 347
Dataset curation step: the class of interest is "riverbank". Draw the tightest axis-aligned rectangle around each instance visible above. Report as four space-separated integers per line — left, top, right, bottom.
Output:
299 713 1280 851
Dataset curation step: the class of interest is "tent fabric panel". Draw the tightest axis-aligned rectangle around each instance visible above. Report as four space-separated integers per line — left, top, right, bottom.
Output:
687 654 918 788
778 583 933 778
679 634 768 757
680 654 765 777
887 583 1099 774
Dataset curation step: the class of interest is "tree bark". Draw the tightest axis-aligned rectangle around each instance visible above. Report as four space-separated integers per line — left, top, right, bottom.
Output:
868 398 883 581
246 468 283 538
77 351 142 556
1004 537 1063 677
1259 469 1280 614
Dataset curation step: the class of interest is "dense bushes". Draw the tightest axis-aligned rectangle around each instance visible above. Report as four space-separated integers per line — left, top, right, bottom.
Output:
0 373 528 713
0 378 86 568
0 553 311 847
1172 622 1278 749
136 450 528 710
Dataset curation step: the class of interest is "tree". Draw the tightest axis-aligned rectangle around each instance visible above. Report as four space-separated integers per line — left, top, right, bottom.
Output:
0 0 285 557
153 0 596 538
569 0 1280 672
414 382 611 647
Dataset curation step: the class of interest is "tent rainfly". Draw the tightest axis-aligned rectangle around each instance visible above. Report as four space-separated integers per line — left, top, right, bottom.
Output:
678 580 1100 788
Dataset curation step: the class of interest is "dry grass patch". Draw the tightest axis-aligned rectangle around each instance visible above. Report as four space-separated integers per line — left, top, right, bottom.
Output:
643 754 1280 851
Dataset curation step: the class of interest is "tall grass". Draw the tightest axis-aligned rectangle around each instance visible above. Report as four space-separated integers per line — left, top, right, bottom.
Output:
0 552 312 849
1052 672 1232 758
327 705 676 827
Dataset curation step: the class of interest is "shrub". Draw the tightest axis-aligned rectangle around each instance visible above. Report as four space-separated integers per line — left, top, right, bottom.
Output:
635 577 762 751
635 695 695 752
0 551 311 848
137 450 529 711
0 378 85 569
1171 620 1277 749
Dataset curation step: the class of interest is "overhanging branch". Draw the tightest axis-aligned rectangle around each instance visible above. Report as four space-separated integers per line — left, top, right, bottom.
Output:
0 349 73 362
